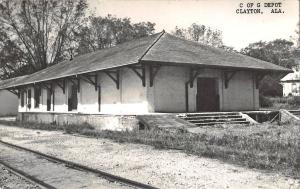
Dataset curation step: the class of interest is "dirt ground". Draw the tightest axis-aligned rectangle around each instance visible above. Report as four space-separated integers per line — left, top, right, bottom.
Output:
0 125 299 189
0 164 41 189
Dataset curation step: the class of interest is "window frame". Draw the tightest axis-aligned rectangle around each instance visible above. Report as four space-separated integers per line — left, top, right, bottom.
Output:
20 90 25 107
27 89 31 109
34 87 41 108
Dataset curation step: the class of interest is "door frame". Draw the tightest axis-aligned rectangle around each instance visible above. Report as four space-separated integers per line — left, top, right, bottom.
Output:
196 77 220 112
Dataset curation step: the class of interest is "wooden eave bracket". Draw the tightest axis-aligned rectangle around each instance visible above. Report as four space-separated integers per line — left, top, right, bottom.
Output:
189 68 201 88
104 70 120 89
224 71 237 89
52 79 66 94
38 83 52 92
7 88 19 96
255 73 267 89
79 73 98 91
129 64 146 87
68 76 80 93
149 65 161 87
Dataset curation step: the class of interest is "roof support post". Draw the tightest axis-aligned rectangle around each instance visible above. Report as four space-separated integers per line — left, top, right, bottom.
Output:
63 79 66 94
95 74 98 91
77 77 80 93
104 70 120 89
149 64 161 87
129 64 146 87
224 71 237 89
188 68 201 88
185 82 189 112
51 83 55 111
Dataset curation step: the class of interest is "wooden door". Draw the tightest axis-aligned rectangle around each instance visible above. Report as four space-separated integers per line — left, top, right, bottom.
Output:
196 78 219 112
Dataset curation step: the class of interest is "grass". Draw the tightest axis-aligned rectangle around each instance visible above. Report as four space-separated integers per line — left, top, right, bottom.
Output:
0 114 17 117
263 96 300 110
0 120 299 178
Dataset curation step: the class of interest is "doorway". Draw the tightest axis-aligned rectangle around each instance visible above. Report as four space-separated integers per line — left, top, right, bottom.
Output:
196 78 219 112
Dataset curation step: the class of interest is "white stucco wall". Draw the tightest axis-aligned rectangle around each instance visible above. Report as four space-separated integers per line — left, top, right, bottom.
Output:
19 87 32 112
99 67 148 114
78 79 98 113
152 66 259 112
19 87 48 112
18 67 149 115
222 71 259 111
54 85 68 112
153 66 187 112
0 90 18 116
119 67 148 114
17 65 259 114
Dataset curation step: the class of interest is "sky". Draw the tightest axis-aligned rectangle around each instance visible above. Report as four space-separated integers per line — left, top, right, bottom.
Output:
88 0 299 50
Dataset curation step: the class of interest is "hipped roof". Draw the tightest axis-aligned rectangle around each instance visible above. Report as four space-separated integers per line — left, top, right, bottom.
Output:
0 31 292 90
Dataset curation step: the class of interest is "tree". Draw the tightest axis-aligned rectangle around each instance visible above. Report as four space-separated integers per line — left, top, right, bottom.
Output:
0 0 88 78
171 23 223 48
241 39 297 97
241 39 297 69
74 15 156 55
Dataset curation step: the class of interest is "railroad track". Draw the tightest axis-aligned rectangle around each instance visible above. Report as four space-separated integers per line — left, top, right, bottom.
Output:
0 160 53 189
0 140 158 189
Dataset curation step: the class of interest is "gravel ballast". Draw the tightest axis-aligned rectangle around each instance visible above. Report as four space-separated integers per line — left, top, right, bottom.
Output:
0 163 41 189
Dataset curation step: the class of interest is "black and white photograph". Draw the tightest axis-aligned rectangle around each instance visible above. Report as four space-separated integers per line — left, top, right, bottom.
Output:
0 0 299 188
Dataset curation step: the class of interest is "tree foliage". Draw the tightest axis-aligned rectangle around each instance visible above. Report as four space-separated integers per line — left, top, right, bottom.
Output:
0 2 156 79
0 0 88 78
172 23 223 48
241 39 298 97
241 39 297 69
74 15 155 55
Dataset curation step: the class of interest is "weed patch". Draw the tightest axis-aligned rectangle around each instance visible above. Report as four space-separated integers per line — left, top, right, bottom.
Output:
0 120 299 177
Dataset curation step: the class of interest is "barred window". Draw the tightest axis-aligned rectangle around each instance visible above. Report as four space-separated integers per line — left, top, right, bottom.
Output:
20 91 25 107
27 89 31 109
68 84 78 111
34 87 41 108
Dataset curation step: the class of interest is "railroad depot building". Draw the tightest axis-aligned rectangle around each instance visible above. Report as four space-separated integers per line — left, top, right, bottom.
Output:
0 31 291 128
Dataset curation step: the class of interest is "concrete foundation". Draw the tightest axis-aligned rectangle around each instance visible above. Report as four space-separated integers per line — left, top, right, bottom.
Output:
17 112 139 131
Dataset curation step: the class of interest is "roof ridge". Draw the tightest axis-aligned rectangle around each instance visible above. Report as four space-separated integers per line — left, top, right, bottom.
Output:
166 33 291 71
138 30 165 62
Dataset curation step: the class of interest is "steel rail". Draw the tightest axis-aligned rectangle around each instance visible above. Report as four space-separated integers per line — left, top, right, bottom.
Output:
0 140 158 189
0 160 56 189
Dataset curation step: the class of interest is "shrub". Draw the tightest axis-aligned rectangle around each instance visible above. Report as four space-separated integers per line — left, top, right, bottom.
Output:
259 95 273 107
63 122 95 134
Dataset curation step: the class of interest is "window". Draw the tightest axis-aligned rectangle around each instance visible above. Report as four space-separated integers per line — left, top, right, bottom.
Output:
34 87 41 108
47 89 51 111
27 89 31 109
68 84 78 111
292 83 297 93
20 91 25 107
